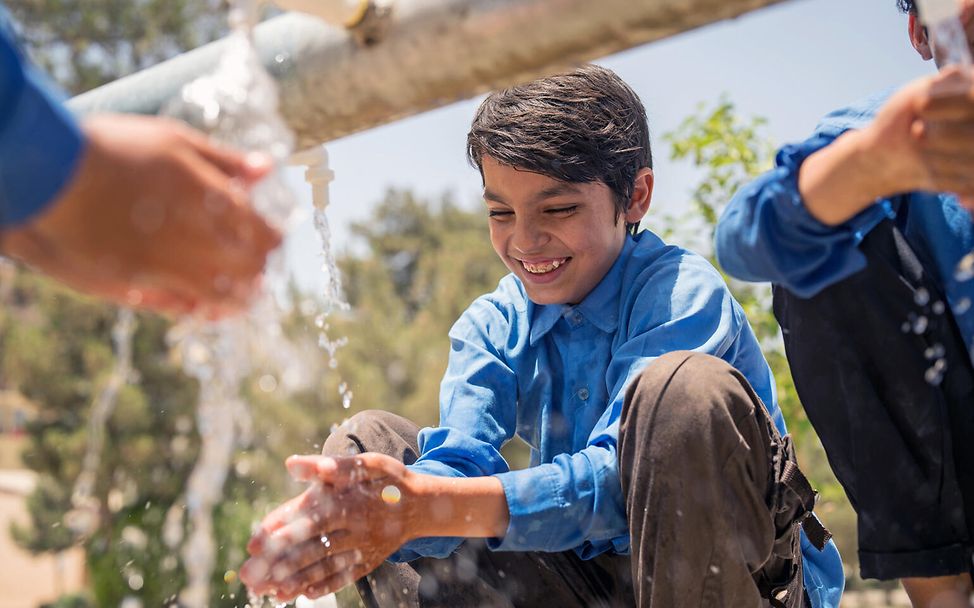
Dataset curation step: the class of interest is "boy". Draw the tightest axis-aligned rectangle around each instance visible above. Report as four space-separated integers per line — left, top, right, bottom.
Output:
241 65 843 607
715 3 974 606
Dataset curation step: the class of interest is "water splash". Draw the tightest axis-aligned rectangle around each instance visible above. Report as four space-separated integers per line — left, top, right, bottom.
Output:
65 308 136 536
160 1 313 605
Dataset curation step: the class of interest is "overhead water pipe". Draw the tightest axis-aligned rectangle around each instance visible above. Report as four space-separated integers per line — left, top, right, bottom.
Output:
68 0 787 149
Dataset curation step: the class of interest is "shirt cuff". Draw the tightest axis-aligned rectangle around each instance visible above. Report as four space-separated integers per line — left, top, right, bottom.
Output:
0 62 85 227
487 465 563 552
769 135 840 230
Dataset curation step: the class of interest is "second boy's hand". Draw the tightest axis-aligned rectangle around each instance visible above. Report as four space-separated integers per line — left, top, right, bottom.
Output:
800 66 974 225
239 453 510 601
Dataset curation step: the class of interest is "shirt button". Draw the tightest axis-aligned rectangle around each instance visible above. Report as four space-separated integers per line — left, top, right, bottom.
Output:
577 388 590 400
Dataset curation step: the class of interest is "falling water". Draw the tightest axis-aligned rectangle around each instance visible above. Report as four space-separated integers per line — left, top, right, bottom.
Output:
160 1 307 605
60 0 352 603
64 308 137 536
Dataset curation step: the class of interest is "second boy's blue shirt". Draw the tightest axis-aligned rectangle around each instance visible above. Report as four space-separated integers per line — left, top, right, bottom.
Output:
396 230 844 608
715 89 974 362
0 7 85 227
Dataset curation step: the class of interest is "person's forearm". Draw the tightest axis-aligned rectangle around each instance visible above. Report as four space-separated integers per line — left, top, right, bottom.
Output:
798 128 908 226
403 472 510 540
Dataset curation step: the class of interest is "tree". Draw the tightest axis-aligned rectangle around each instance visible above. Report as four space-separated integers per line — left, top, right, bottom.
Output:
4 0 226 95
329 189 509 428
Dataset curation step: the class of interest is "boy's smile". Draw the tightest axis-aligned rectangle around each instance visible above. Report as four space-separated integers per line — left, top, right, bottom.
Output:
481 156 650 305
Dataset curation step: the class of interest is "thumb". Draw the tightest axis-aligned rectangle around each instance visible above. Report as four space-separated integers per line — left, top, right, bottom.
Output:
286 455 338 482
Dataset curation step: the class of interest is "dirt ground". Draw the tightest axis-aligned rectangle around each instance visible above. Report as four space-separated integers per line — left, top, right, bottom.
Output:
0 469 85 608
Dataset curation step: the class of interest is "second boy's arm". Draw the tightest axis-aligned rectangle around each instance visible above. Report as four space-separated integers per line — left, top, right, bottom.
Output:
716 67 974 295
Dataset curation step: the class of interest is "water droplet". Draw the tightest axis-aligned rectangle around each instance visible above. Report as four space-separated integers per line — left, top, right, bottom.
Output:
914 288 930 306
381 485 402 505
224 570 237 584
957 298 972 314
258 374 278 393
913 315 929 334
932 301 946 315
320 535 331 548
128 573 145 591
901 321 911 333
314 314 326 328
956 253 974 282
925 344 946 360
925 366 944 386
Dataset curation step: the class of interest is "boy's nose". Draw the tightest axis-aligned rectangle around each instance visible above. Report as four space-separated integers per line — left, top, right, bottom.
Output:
511 220 550 253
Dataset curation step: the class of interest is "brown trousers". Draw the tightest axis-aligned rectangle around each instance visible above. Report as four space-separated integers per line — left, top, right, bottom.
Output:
322 352 810 607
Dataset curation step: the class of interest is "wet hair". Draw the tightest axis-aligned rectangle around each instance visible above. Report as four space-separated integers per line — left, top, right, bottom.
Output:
897 0 915 13
466 64 652 234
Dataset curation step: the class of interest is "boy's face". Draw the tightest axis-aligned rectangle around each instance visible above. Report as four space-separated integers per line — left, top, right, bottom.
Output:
481 156 631 306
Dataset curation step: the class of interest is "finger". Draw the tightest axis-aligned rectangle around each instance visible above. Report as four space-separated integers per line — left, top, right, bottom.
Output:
301 565 369 599
248 494 306 555
917 121 974 155
287 453 403 490
259 493 344 557
179 126 275 184
263 529 353 581
286 455 338 482
279 552 361 601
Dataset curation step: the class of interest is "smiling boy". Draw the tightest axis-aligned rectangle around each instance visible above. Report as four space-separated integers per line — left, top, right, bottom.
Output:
240 65 843 608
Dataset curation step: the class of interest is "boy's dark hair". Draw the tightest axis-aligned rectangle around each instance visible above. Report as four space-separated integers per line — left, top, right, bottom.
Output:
897 0 915 13
466 64 652 234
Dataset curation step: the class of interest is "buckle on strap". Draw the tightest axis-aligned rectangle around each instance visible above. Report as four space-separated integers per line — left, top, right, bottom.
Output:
780 460 832 551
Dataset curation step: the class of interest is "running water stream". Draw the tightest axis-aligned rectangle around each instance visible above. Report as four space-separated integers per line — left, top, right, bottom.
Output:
63 1 351 606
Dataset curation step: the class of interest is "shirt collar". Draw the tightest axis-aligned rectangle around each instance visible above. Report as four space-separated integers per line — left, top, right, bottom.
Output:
527 236 633 346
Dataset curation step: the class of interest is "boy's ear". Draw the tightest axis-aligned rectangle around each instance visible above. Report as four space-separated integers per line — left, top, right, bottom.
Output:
909 12 934 61
625 168 654 224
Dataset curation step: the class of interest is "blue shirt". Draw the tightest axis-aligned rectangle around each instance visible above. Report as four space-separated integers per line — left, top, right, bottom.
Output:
0 7 85 227
398 231 844 608
715 89 974 361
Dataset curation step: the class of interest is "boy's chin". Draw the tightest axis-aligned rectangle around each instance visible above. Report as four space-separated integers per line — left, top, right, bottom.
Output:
522 286 574 306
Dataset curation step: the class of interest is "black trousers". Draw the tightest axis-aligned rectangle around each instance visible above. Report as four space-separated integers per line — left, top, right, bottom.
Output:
323 352 814 607
774 219 974 580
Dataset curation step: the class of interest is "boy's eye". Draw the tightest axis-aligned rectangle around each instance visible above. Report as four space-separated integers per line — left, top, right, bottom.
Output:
488 209 513 219
547 205 578 215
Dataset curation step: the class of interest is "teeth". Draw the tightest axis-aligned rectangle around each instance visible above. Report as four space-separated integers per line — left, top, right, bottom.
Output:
523 259 566 274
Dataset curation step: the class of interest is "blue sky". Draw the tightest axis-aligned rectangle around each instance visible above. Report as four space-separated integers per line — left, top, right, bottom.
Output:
283 0 934 294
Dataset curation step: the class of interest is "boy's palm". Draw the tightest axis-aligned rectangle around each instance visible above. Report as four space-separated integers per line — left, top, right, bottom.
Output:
240 453 416 601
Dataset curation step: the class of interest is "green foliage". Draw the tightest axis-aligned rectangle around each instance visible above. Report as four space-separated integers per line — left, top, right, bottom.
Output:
4 0 227 94
0 268 333 606
331 189 509 427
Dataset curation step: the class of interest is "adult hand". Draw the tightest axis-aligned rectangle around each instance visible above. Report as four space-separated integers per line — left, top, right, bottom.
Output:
1 114 281 317
240 453 416 601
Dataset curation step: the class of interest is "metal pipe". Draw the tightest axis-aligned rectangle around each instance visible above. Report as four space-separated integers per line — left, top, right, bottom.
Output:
69 0 787 148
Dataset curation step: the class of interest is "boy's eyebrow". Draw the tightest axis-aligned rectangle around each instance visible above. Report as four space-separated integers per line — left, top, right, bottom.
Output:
482 183 582 205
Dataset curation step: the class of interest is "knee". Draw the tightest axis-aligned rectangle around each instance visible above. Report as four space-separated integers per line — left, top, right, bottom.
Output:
322 410 420 463
621 352 750 445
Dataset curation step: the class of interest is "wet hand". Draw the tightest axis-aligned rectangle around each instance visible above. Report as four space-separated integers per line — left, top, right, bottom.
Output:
1 114 282 317
240 453 416 601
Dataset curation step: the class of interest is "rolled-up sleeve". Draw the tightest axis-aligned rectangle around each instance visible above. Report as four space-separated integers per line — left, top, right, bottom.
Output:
0 20 84 227
715 134 891 298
